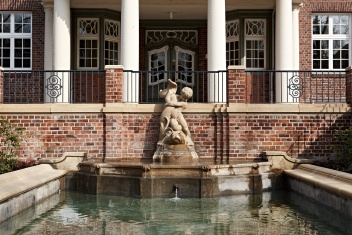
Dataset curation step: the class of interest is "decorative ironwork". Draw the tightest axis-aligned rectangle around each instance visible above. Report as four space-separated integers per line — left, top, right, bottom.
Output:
146 30 198 45
46 75 62 98
288 75 302 98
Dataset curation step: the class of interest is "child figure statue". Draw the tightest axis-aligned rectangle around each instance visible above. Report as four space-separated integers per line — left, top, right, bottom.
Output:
153 79 198 162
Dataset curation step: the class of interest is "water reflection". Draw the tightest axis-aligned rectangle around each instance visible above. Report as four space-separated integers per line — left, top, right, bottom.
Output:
1 191 350 235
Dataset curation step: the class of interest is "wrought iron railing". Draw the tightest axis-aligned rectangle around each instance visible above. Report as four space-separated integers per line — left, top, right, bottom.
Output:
246 70 346 103
3 70 105 103
2 69 348 104
124 70 227 103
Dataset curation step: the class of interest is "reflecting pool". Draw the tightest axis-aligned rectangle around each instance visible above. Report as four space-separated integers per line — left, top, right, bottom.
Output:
1 191 351 235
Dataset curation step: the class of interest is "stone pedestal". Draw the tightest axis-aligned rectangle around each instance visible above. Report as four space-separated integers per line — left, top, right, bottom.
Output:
153 144 198 163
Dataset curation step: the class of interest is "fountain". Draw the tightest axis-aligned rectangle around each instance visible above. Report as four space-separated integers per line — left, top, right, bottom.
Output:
153 79 198 163
76 81 277 198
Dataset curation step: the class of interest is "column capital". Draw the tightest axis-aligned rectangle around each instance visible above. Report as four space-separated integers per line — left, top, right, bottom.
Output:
292 3 303 10
41 0 54 8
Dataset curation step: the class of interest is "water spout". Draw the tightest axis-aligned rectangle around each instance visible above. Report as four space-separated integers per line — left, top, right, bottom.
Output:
171 184 181 200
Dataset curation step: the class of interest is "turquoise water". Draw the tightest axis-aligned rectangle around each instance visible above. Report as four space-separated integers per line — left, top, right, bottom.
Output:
1 191 351 235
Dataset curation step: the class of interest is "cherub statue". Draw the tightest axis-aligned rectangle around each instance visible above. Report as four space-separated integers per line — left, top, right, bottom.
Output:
158 79 193 146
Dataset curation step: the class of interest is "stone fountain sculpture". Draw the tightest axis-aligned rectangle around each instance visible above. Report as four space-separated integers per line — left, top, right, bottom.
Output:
153 79 199 162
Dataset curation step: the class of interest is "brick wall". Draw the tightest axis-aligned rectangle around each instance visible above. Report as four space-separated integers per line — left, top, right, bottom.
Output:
105 67 123 103
5 114 105 159
0 69 3 103
4 110 351 160
347 67 352 104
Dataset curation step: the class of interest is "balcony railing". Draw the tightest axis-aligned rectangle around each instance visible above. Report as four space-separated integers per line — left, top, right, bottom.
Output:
246 70 346 103
124 70 227 103
1 69 348 104
3 70 105 103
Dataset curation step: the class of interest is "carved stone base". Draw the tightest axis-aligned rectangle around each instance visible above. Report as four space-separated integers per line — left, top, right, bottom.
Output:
153 144 199 163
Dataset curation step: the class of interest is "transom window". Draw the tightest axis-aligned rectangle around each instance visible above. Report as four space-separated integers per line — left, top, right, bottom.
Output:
312 14 351 70
0 13 32 69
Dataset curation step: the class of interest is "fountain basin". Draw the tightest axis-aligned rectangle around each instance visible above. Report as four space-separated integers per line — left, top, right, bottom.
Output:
76 159 282 198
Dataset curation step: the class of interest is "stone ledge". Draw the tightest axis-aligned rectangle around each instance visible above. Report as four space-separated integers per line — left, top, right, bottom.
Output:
0 165 67 203
263 151 311 170
228 103 351 113
38 152 88 171
285 164 352 200
0 165 67 223
0 103 350 114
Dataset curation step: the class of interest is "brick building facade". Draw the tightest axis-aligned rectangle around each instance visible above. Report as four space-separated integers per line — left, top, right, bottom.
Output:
0 0 352 161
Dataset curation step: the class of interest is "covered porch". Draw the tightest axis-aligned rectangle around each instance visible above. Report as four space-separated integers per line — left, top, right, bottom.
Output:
38 0 304 104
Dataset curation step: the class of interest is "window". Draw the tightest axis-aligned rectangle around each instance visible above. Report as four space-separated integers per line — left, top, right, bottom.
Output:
0 13 32 69
226 18 266 69
175 46 195 86
77 18 120 69
245 19 265 69
104 19 120 66
226 20 240 67
77 18 99 69
148 46 168 85
312 14 350 70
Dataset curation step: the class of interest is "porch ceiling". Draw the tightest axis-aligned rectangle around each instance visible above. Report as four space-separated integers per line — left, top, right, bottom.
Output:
68 0 276 19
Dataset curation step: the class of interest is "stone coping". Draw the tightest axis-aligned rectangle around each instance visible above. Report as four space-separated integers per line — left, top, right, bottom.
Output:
263 151 311 170
38 152 88 171
285 164 352 199
0 103 349 114
0 165 67 203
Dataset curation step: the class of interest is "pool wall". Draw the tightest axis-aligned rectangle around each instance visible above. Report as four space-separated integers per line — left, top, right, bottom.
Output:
285 164 352 217
0 165 67 223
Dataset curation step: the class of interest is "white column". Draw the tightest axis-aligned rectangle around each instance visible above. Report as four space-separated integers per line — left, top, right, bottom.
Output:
43 4 53 103
207 0 226 103
53 0 71 103
44 5 53 71
292 3 303 70
121 0 139 103
275 0 294 103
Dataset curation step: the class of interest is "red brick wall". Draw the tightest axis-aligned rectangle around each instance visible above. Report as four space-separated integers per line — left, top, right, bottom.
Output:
3 110 351 161
347 67 352 104
1 0 45 70
5 114 105 158
105 67 123 103
0 69 3 103
72 72 105 103
228 68 249 103
198 27 207 71
299 0 352 70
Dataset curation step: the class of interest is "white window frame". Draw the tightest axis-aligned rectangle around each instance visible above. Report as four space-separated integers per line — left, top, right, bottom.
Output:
104 19 120 66
175 46 195 86
226 20 240 67
148 46 169 85
0 12 32 70
312 13 351 70
244 19 266 70
77 18 99 70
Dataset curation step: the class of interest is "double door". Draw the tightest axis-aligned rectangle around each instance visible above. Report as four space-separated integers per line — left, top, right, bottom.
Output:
146 41 197 102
